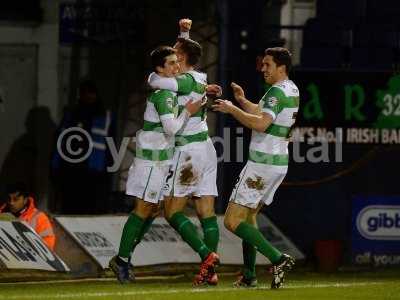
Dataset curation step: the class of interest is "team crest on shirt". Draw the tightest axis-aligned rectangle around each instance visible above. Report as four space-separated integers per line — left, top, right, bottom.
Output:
268 96 278 107
166 97 173 109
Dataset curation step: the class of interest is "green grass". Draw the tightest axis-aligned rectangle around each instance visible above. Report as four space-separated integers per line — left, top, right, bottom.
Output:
0 269 399 300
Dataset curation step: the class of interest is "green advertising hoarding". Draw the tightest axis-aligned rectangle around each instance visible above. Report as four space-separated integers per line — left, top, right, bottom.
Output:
292 71 400 144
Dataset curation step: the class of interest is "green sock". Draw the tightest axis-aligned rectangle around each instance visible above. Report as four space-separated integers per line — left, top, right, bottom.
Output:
200 216 219 252
140 217 155 240
243 240 257 279
234 221 282 264
118 213 145 258
168 212 210 260
132 217 155 252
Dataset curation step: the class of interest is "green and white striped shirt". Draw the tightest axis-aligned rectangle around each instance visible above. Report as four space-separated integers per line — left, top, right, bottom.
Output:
136 89 179 161
175 70 208 146
147 71 208 146
249 79 300 167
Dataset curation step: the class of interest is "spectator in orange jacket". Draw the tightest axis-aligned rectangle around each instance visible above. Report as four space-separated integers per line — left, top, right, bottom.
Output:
0 183 56 250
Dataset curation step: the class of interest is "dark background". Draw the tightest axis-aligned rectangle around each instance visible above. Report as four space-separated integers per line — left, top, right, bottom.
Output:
0 0 399 263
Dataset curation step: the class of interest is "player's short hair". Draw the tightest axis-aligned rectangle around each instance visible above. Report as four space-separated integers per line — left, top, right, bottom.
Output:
176 38 202 66
150 46 177 71
265 47 292 74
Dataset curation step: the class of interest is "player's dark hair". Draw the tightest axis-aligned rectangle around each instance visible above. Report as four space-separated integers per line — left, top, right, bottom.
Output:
265 47 292 74
150 46 177 71
176 38 202 66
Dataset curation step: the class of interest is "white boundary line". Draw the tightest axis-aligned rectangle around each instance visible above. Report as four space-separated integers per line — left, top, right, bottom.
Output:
0 276 184 286
0 281 393 299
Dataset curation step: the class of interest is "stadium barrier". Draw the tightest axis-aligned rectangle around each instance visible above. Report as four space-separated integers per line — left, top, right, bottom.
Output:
0 215 69 282
54 214 304 269
0 213 305 281
53 217 103 277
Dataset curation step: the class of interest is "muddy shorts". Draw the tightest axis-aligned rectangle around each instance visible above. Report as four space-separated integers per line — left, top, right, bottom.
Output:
163 139 218 198
126 158 171 203
229 160 287 209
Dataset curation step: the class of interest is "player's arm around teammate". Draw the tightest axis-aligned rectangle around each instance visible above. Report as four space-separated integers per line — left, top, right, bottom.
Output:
147 19 222 286
109 46 203 284
129 48 203 220
149 19 222 98
148 20 221 225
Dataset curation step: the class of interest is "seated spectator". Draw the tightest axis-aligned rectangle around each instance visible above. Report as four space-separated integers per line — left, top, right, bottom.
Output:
0 183 55 250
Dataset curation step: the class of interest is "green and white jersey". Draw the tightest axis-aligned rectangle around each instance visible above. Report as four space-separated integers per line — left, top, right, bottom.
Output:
136 89 178 162
175 70 208 146
147 71 208 146
249 79 300 167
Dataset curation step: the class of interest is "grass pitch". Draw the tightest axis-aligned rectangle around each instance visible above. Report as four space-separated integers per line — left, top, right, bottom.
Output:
0 269 399 300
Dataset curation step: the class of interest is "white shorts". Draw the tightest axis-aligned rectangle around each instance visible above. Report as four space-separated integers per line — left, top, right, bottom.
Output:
163 139 218 197
126 158 171 204
229 160 287 209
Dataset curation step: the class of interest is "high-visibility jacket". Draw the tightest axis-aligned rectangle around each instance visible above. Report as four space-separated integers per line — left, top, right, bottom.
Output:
51 109 113 172
0 197 56 250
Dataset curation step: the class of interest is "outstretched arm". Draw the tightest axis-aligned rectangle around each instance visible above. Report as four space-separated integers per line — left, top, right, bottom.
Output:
231 82 260 114
149 18 222 97
212 99 273 132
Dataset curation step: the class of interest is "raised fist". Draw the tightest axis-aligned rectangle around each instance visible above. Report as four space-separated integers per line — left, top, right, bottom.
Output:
179 18 192 32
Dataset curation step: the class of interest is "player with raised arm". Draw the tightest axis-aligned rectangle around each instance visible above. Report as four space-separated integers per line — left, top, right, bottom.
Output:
109 46 204 284
213 47 298 289
148 19 222 286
